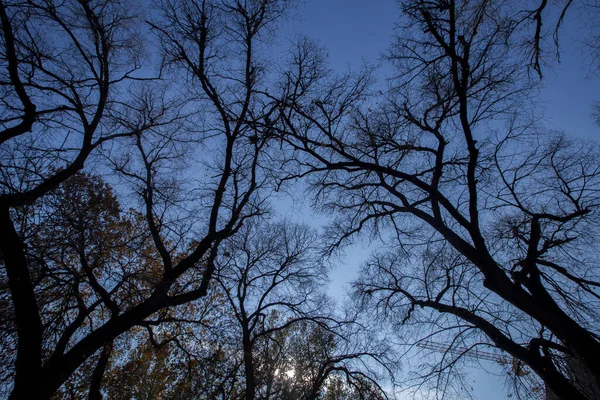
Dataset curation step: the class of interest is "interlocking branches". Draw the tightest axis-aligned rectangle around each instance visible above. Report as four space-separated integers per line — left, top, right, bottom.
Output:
275 1 600 399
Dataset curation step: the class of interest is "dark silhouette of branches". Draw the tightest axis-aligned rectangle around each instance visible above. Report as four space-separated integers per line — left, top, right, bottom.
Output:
0 0 298 398
214 219 391 400
275 1 600 399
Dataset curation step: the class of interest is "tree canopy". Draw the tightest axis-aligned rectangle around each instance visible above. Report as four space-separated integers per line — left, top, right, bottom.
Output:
0 0 599 399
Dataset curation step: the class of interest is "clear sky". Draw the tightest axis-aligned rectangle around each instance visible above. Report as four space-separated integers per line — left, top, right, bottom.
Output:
280 0 400 68
274 1 600 399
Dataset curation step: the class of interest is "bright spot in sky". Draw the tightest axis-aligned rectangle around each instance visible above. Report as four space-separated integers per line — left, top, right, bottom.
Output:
285 369 295 379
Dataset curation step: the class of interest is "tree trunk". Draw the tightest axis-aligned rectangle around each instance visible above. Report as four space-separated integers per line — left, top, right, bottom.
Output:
9 380 53 400
242 330 256 400
0 207 45 400
89 342 113 400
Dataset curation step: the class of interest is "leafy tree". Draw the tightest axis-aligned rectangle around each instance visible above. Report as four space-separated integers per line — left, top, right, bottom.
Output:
2 172 156 397
269 320 389 400
0 0 148 393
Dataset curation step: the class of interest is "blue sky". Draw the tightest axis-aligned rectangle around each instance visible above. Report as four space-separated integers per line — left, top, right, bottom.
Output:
539 31 600 139
274 1 600 399
280 0 400 69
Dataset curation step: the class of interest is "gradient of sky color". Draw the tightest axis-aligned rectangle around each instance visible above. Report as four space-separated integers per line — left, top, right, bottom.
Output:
274 1 600 399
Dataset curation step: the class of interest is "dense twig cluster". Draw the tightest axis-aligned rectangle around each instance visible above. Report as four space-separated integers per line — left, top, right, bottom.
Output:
0 0 598 399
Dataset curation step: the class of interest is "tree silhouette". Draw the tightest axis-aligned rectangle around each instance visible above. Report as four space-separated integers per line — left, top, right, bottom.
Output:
275 1 600 398
1 0 599 399
0 0 298 397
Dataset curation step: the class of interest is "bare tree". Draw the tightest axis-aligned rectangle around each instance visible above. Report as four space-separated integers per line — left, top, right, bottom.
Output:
214 220 327 399
213 219 391 400
274 1 600 399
